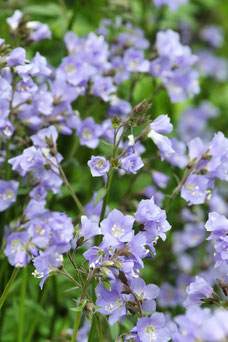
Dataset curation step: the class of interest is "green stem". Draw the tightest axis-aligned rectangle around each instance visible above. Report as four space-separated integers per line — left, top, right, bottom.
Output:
49 277 58 339
25 283 49 342
68 0 79 30
96 315 104 342
99 172 113 224
71 270 94 342
88 315 97 342
18 267 27 342
0 268 19 310
58 0 69 23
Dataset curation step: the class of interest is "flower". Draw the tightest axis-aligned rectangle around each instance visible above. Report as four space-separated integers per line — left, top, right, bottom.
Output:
77 117 102 149
148 115 174 160
92 77 116 102
184 276 213 307
154 0 188 11
95 281 126 325
0 180 19 212
6 47 26 67
79 216 100 240
88 156 110 177
121 154 144 174
5 232 30 267
100 209 134 247
137 313 170 342
123 48 149 72
181 174 210 205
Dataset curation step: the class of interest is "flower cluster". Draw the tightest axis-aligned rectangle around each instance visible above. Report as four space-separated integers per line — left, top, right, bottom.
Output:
1 3 228 342
150 30 200 102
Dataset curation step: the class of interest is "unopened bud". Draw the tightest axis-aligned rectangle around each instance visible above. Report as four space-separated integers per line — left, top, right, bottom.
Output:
76 236 84 247
128 135 135 146
133 99 150 114
119 271 129 286
102 261 114 267
217 278 228 296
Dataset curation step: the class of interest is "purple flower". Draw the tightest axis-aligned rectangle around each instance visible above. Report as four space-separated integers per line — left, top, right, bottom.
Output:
123 48 149 72
0 100 10 119
144 185 164 207
150 115 173 134
27 218 50 248
100 209 134 247
79 216 100 240
31 126 58 148
200 25 224 48
152 171 169 189
181 174 210 205
154 0 188 11
0 76 12 101
121 154 144 174
135 197 161 223
6 10 23 31
127 233 149 264
47 212 74 246
179 101 219 142
5 232 30 267
148 115 174 160
92 77 116 102
0 180 19 212
83 246 109 268
77 117 102 149
108 96 131 117
130 278 160 312
33 245 69 288
158 283 178 308
184 276 213 307
205 212 228 240
164 68 200 103
151 30 199 103
58 55 92 86
27 21 51 42
197 50 228 81
88 156 110 177
167 138 188 169
33 85 53 115
95 281 126 325
205 212 228 267
9 146 45 177
24 199 47 220
137 313 170 342
0 119 14 139
6 47 26 67
172 222 205 253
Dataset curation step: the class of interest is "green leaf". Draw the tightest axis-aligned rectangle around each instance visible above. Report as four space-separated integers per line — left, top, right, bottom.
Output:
70 306 83 312
110 322 120 340
94 188 107 206
25 4 62 17
71 299 87 312
64 286 79 293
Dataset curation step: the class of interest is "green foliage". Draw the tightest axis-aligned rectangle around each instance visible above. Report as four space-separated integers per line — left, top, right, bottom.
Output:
0 0 228 341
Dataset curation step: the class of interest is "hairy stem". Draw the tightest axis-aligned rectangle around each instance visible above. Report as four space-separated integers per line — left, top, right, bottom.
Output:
71 270 94 342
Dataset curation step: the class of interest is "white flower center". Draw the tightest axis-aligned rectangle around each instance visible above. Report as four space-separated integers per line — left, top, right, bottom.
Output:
111 224 124 237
